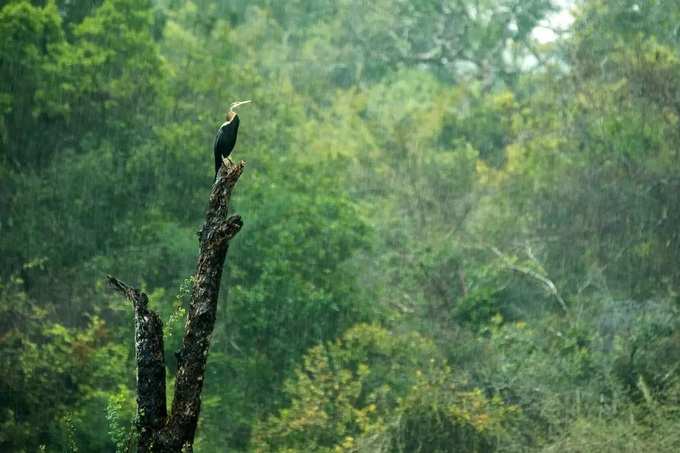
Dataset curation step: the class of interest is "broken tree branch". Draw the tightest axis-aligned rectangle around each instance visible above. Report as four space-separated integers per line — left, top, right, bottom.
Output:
163 160 244 451
107 158 245 452
489 245 568 313
106 275 167 451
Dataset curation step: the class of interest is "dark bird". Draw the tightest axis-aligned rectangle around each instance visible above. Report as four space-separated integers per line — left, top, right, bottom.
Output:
214 100 251 177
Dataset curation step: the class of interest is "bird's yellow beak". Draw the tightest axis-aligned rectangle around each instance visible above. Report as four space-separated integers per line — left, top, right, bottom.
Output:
230 100 252 110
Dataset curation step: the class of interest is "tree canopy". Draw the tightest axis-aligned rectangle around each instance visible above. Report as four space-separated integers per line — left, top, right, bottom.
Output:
2 0 680 451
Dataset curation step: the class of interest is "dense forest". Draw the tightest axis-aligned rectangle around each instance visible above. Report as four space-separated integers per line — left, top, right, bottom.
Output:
2 0 680 451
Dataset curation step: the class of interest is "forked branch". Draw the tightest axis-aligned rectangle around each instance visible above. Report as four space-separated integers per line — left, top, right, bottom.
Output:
107 159 246 452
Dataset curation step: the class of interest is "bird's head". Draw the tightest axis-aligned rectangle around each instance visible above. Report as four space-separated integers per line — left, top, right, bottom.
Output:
226 100 252 121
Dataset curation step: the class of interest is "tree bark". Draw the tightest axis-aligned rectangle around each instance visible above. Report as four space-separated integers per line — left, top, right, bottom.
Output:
106 276 167 451
107 159 245 452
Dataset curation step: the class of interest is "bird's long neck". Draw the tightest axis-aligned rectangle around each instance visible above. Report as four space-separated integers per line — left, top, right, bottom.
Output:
226 110 237 123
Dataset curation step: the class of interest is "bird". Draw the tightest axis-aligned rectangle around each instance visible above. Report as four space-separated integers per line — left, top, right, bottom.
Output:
213 100 251 177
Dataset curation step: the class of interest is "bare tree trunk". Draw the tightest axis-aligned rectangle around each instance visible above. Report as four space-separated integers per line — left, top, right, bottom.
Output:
106 277 167 451
107 159 245 452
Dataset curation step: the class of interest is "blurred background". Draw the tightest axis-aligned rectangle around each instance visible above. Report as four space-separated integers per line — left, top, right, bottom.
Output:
2 0 680 451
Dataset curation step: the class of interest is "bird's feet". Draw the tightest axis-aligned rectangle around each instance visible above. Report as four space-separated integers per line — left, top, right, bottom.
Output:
222 156 234 167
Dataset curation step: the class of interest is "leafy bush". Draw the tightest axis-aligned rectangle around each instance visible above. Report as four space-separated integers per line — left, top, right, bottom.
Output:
252 324 514 452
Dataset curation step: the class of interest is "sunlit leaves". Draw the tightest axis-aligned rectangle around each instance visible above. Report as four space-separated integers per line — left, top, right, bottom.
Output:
252 324 511 452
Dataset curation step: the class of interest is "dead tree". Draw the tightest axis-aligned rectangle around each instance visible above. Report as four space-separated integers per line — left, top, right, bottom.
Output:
107 159 245 452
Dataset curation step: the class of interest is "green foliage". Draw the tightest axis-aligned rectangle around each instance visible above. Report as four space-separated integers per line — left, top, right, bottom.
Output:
106 386 137 453
252 324 512 452
3 0 680 451
0 271 133 451
546 399 680 452
62 412 79 453
0 0 67 147
384 368 513 453
196 163 377 447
